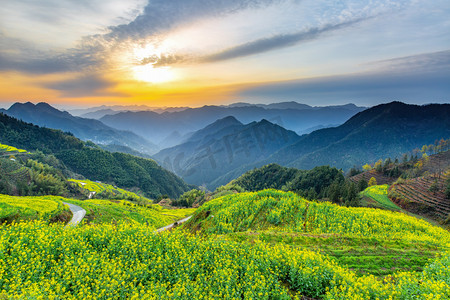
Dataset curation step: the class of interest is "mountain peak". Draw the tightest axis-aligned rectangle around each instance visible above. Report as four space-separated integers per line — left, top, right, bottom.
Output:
205 115 243 129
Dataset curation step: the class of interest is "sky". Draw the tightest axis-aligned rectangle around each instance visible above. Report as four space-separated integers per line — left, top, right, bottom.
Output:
0 0 449 109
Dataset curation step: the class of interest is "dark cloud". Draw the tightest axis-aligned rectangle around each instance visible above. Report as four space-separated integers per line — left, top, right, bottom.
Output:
202 18 366 62
44 74 123 97
106 0 280 41
0 0 280 74
238 50 450 105
0 32 102 74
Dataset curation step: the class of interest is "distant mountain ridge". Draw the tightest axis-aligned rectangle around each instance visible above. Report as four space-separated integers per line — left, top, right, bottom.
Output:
267 101 450 170
100 102 365 145
153 117 301 188
2 102 159 154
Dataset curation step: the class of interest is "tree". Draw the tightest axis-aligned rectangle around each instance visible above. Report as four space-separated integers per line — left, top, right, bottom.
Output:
428 180 439 194
357 178 368 192
374 159 383 172
362 164 372 171
368 177 377 186
402 154 409 163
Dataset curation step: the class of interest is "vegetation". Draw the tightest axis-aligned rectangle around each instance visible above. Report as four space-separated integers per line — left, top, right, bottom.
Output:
224 164 344 201
0 157 70 197
0 194 70 224
228 230 442 277
69 179 150 203
360 185 401 211
0 197 450 299
171 189 206 207
388 172 450 220
63 198 195 225
0 143 27 155
0 113 191 198
186 190 448 242
56 148 191 199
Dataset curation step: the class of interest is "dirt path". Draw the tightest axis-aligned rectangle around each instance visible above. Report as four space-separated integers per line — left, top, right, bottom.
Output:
63 202 86 226
155 216 192 233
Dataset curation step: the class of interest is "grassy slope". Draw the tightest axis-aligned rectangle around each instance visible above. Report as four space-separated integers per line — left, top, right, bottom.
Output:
360 184 401 211
69 179 149 201
63 198 195 227
0 193 195 228
0 194 70 223
185 189 449 278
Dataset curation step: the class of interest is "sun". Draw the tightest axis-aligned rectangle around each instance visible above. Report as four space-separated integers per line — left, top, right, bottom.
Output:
132 65 175 84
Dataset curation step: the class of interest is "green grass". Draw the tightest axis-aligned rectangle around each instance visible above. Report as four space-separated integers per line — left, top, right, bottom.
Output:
0 194 70 223
68 179 149 202
185 189 450 278
360 184 401 211
225 230 442 277
63 198 195 228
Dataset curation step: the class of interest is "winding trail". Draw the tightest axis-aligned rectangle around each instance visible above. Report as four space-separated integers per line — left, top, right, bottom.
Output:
156 216 192 233
63 202 86 227
61 201 190 231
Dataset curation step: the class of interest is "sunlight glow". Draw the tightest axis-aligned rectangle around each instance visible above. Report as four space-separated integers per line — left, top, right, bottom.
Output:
132 65 175 83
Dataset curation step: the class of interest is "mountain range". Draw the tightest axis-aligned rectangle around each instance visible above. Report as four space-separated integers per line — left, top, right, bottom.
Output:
0 102 159 155
212 102 450 186
154 102 450 189
2 101 448 192
153 116 300 188
99 102 366 147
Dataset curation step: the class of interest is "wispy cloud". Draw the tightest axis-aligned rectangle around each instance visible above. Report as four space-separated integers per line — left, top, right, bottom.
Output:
43 74 123 97
366 49 450 73
202 18 367 63
237 50 450 105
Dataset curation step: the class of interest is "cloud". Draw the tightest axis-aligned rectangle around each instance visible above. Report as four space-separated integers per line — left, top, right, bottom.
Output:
366 49 450 73
105 0 280 41
43 74 123 97
237 50 450 105
0 0 280 74
202 18 367 63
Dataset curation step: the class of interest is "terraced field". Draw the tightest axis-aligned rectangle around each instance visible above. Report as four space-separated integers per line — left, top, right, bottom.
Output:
422 150 450 174
0 194 71 223
389 173 450 219
349 169 396 185
69 179 149 202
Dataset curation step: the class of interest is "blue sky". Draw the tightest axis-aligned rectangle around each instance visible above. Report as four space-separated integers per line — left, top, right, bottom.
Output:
0 0 449 108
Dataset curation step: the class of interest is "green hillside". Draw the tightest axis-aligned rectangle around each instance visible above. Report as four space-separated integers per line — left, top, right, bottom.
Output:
0 194 71 223
0 113 191 198
62 198 195 226
268 102 450 171
228 163 344 199
185 189 449 277
186 190 447 240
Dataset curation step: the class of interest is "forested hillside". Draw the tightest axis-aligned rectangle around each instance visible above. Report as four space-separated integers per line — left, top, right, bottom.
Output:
154 118 300 188
267 102 450 171
227 163 344 200
2 102 158 154
0 113 191 198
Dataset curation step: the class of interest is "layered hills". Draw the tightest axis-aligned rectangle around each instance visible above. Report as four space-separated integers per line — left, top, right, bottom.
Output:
0 113 190 198
162 102 450 189
99 102 365 146
1 102 158 155
265 101 450 171
153 116 300 188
